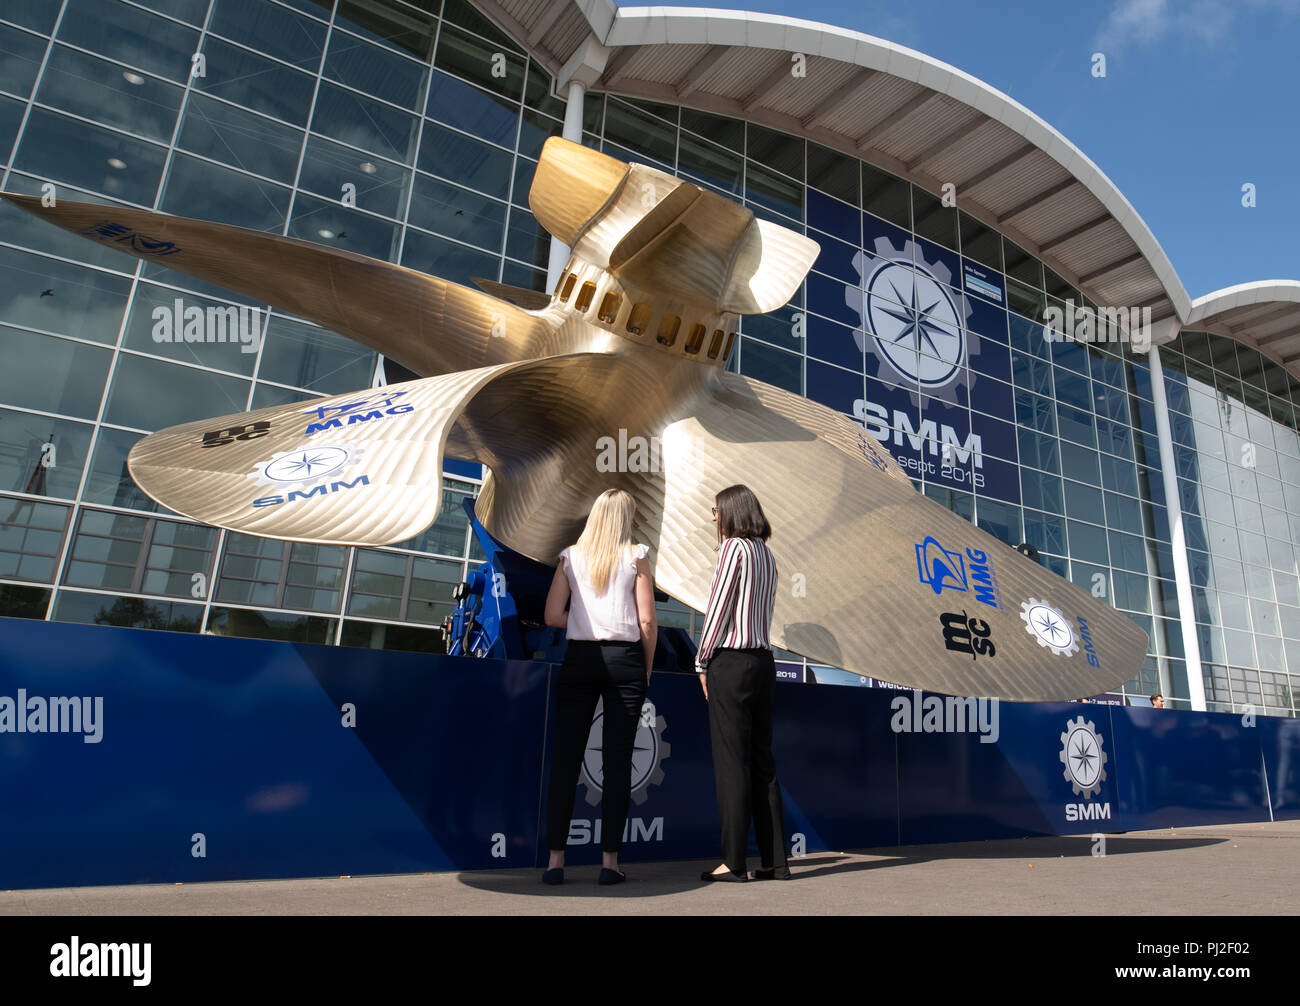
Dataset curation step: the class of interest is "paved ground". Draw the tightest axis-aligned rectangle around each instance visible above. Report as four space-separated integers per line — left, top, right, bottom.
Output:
2 820 1296 915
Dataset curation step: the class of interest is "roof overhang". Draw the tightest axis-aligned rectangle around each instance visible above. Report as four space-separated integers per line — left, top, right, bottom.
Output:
472 1 1300 382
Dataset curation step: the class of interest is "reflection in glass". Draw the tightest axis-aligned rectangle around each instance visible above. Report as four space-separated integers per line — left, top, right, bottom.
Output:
177 94 304 185
0 409 92 499
160 153 290 232
15 107 167 205
0 326 111 419
37 45 184 143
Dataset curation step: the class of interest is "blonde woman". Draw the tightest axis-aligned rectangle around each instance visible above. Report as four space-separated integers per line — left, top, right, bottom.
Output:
541 489 657 886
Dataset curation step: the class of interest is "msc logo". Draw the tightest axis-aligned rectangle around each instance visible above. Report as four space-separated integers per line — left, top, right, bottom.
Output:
569 698 670 847
199 421 271 448
1060 715 1110 821
939 610 995 660
915 536 1001 607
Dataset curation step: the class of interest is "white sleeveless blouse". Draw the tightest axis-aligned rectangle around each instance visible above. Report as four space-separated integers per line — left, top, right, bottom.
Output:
560 542 649 642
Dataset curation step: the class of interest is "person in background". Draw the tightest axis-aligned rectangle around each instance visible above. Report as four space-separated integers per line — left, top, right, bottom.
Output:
696 484 788 883
541 489 656 886
1151 693 1165 709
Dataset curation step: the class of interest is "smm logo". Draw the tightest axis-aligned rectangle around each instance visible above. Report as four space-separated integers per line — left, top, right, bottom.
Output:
1061 715 1111 822
568 698 669 847
246 445 370 508
915 536 1001 607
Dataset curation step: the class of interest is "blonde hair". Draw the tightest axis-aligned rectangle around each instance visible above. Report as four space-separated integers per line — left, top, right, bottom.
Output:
574 489 636 595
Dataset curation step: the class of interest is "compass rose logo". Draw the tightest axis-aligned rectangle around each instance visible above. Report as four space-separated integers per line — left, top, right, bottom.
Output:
1019 598 1080 657
579 698 670 806
865 260 965 388
246 444 366 493
263 447 350 483
846 238 977 406
1059 715 1107 798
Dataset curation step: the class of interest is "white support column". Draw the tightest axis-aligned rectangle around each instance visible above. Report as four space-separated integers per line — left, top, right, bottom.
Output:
545 78 586 293
1148 340 1208 711
544 36 611 294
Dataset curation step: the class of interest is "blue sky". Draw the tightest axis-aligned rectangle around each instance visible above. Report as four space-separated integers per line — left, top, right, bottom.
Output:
618 0 1300 300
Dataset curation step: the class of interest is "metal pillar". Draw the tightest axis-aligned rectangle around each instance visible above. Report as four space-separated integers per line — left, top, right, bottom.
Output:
1149 342 1208 711
545 79 587 293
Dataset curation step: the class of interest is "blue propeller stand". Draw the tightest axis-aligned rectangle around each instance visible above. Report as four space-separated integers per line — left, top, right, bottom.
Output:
442 499 698 672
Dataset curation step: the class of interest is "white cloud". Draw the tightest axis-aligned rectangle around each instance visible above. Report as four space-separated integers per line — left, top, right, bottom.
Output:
1094 0 1298 51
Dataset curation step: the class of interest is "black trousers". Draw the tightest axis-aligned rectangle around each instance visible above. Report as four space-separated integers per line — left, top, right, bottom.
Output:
545 639 647 853
707 647 787 874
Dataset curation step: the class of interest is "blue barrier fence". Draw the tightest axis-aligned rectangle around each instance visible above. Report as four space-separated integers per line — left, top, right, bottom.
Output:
0 616 1295 890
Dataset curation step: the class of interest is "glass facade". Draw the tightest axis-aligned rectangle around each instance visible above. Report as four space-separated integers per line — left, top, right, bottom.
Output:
1 0 1297 709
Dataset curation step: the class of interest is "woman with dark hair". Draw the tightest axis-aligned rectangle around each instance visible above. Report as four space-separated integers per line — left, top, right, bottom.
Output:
696 484 789 882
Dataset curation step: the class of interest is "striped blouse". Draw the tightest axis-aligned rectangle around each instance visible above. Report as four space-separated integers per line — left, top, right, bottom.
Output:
695 535 778 671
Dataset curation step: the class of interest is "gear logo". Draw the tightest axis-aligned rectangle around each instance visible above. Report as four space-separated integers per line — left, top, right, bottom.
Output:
847 238 978 406
246 445 366 493
1020 598 1079 657
1060 715 1107 798
580 698 670 806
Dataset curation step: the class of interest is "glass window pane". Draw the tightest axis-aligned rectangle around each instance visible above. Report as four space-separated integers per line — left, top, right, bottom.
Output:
82 427 164 511
0 247 132 345
324 30 429 111
256 314 376 395
121 283 261 376
56 0 200 83
207 0 325 70
433 22 524 101
0 25 44 100
417 120 513 198
103 354 249 431
176 94 304 185
340 619 445 654
424 69 518 148
287 193 401 262
206 606 335 643
37 44 184 143
400 228 498 288
603 99 675 168
310 81 419 164
195 35 317 125
297 133 410 219
159 153 290 232
52 591 203 632
335 0 437 62
0 409 92 499
407 172 506 248
0 327 111 419
14 107 167 205
740 337 801 394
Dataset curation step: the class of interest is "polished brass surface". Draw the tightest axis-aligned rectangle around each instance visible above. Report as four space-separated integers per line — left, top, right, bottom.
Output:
2 137 1148 699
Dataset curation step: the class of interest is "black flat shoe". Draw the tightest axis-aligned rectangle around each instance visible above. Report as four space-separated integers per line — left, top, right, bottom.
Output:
699 869 747 883
750 867 792 881
541 868 564 885
597 868 626 886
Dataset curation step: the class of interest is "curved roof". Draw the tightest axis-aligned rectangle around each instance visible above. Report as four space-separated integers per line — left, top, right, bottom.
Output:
474 1 1300 380
1186 282 1300 373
